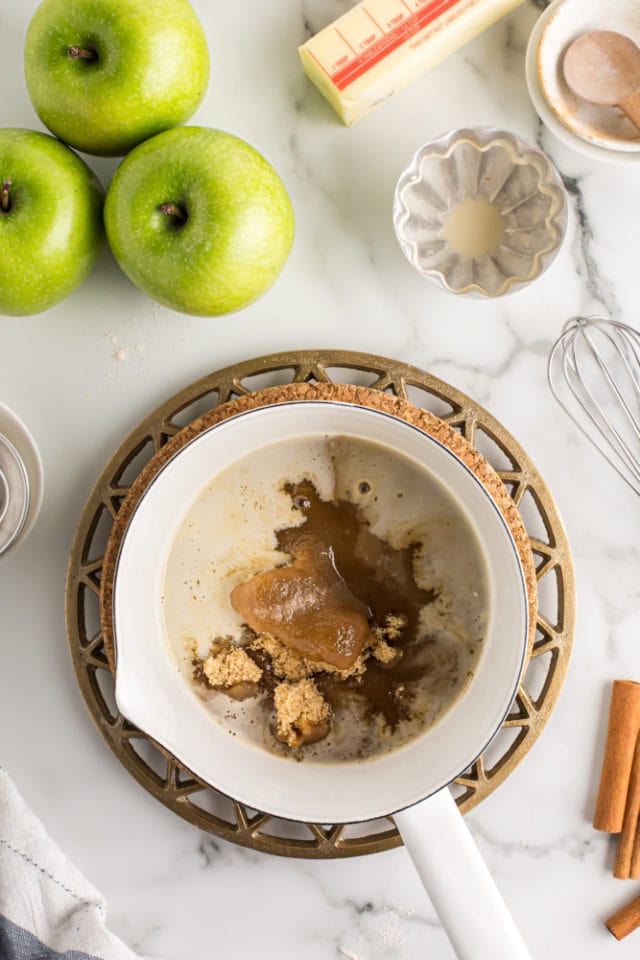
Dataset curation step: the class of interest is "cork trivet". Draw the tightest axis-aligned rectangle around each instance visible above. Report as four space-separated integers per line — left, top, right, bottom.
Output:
100 381 537 671
66 350 574 858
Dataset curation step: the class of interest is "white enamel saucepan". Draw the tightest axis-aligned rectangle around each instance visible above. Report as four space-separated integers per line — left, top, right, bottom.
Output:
112 401 532 960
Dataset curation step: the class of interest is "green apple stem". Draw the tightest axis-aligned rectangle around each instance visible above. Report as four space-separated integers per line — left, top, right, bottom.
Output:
0 179 12 214
160 203 188 225
68 45 99 62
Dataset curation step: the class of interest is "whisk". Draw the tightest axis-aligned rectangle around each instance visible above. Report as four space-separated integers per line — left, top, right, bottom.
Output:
548 315 640 497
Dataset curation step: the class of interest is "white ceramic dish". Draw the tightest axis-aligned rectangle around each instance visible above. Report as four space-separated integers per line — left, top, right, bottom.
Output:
526 0 640 164
537 0 640 153
393 127 567 298
112 400 532 959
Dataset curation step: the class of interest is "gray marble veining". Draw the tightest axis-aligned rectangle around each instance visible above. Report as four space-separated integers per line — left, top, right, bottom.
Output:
2 0 640 958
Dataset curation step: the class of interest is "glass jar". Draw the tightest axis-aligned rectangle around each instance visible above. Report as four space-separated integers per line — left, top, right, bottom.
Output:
0 402 43 558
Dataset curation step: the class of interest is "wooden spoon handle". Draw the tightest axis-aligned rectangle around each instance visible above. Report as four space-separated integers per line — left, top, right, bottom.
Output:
619 88 640 134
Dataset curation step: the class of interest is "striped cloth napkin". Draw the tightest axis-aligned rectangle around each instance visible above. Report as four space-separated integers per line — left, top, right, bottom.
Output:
0 766 150 960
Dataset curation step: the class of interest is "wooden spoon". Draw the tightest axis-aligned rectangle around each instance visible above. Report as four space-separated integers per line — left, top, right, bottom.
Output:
563 31 640 134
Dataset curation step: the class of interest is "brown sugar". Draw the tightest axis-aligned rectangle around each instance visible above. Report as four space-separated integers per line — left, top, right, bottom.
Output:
243 609 408 683
371 638 400 664
250 633 311 681
249 632 369 681
203 647 262 688
273 678 331 748
375 612 408 642
371 613 408 665
195 600 408 748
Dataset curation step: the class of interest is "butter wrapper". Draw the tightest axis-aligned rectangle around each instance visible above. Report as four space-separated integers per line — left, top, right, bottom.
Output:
299 0 525 125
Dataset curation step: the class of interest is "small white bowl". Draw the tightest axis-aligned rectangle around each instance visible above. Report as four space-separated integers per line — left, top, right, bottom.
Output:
538 0 640 153
526 0 640 163
393 127 567 298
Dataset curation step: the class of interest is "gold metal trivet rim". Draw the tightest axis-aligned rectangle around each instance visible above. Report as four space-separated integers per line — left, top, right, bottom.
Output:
65 349 575 860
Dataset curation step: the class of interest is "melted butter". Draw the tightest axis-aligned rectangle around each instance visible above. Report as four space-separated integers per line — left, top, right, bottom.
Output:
443 197 504 259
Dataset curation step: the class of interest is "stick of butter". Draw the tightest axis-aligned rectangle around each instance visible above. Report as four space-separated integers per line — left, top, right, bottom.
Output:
299 0 525 125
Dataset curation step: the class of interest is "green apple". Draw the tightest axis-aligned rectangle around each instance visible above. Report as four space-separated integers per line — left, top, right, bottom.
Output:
24 0 210 157
104 127 295 316
0 129 105 317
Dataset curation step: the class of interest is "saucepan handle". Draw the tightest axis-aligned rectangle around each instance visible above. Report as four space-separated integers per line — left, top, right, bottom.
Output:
394 788 531 960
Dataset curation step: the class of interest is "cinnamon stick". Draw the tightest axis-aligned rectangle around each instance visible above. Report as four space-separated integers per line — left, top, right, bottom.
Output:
614 732 640 877
594 681 640 832
631 829 640 880
606 894 640 940
630 809 640 879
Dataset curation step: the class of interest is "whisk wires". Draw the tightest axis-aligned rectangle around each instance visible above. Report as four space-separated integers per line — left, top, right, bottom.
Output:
548 316 640 497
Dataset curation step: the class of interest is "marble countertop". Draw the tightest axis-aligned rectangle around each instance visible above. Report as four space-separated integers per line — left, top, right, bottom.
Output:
2 0 640 957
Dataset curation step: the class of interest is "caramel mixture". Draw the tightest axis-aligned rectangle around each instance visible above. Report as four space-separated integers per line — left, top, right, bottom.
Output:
163 435 489 763
195 478 481 756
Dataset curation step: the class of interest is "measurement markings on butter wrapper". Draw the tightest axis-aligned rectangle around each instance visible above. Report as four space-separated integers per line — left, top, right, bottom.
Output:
308 0 466 90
